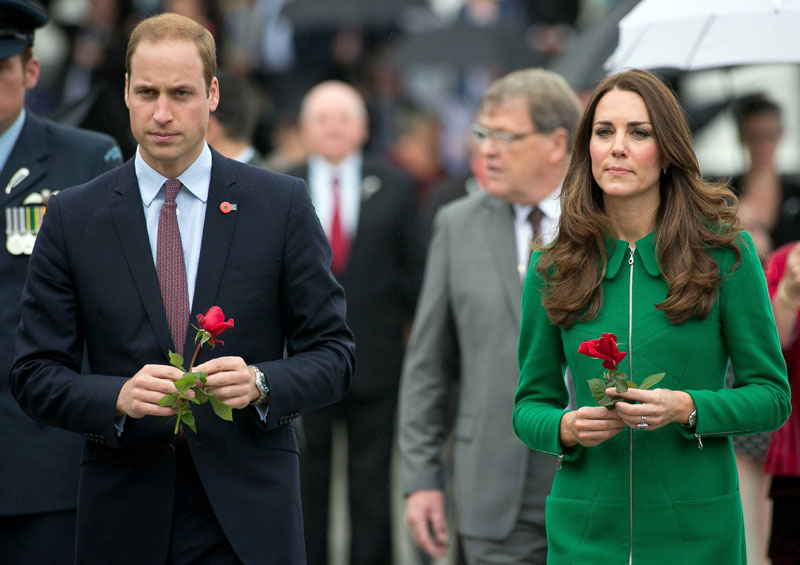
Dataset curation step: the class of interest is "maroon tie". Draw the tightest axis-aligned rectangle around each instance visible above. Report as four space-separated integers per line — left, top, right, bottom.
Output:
527 206 544 264
329 176 350 276
157 179 189 356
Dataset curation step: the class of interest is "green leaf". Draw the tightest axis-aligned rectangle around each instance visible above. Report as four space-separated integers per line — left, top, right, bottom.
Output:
640 372 665 390
174 373 198 393
598 394 617 407
168 351 185 372
625 381 639 389
614 378 628 393
158 393 178 408
193 388 210 404
587 378 608 403
182 411 197 433
208 395 233 421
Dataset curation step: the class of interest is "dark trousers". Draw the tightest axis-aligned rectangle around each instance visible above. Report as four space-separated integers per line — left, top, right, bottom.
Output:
769 476 800 565
0 509 77 565
167 441 241 565
300 388 397 565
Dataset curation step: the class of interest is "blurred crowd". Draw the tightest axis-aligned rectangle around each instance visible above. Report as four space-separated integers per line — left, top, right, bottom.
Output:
26 0 614 214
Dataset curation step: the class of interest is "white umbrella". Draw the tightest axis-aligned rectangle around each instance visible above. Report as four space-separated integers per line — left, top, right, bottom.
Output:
606 0 800 72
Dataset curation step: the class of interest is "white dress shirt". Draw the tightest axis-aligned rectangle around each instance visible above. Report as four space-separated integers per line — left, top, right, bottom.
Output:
136 144 212 310
513 186 561 281
307 152 362 238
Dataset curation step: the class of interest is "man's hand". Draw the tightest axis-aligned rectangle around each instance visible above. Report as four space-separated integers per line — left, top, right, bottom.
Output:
405 489 448 559
195 356 260 409
560 405 626 448
116 364 184 418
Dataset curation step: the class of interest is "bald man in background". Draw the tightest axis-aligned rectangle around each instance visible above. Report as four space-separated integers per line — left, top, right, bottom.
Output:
290 81 425 565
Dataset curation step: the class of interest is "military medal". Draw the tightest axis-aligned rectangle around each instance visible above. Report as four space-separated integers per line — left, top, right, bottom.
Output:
4 189 55 256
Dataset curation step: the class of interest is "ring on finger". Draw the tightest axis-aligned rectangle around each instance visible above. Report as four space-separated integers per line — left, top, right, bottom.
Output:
637 415 648 430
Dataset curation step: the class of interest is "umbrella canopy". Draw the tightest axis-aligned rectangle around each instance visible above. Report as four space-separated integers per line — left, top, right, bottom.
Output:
606 0 800 72
388 22 540 71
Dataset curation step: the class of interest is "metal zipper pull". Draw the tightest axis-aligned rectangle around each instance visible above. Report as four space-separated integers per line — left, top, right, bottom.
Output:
628 247 635 265
557 454 563 470
695 434 704 450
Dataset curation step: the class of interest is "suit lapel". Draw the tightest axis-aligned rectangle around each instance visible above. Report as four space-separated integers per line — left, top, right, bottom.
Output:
109 161 175 357
0 113 48 208
482 196 522 326
190 151 238 353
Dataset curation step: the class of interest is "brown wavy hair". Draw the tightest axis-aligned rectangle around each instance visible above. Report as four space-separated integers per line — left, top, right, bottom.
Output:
537 69 740 328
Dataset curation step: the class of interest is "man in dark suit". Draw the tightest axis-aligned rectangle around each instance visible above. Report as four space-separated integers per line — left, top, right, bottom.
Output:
0 2 122 563
290 80 424 565
11 12 354 565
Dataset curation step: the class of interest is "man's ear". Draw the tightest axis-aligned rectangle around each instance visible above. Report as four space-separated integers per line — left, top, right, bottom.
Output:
23 56 39 90
208 76 219 112
124 73 130 108
548 127 569 164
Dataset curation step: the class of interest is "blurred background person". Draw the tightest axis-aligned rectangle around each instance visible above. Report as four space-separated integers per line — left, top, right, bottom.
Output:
261 110 307 173
386 102 445 212
206 69 263 164
728 93 800 565
398 68 581 565
292 80 425 565
731 93 800 258
0 1 122 563
764 241 800 565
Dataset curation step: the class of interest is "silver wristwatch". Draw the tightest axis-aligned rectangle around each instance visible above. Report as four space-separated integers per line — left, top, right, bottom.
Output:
249 365 270 406
681 408 697 429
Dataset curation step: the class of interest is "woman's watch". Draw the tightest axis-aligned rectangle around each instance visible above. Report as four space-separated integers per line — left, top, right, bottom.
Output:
249 365 270 406
681 408 697 429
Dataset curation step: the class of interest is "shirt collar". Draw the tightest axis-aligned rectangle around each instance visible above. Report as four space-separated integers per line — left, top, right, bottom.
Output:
309 152 362 179
604 232 660 279
537 184 561 220
136 143 212 206
0 108 26 172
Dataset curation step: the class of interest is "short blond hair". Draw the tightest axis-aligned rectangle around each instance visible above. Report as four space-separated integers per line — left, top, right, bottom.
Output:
126 12 216 93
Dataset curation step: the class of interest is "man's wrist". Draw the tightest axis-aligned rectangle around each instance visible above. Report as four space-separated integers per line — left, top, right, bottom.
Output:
249 365 270 406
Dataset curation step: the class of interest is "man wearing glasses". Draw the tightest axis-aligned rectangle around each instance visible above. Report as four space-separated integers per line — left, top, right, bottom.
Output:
398 69 581 565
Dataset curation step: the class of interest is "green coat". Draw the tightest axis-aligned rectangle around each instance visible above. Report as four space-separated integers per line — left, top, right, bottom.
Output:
513 231 791 564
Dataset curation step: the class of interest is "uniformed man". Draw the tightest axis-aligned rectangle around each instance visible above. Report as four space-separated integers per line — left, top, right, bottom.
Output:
0 1 122 563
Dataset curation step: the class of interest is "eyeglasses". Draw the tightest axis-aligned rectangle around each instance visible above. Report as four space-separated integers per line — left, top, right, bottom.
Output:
470 123 537 147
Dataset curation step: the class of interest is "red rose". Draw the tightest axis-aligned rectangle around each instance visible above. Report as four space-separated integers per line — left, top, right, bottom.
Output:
578 332 626 371
196 306 234 346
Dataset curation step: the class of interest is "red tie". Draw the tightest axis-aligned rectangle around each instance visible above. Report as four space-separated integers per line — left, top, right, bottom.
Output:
329 176 350 276
157 179 189 356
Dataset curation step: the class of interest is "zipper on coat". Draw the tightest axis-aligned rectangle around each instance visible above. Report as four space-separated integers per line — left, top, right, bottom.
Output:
627 247 635 565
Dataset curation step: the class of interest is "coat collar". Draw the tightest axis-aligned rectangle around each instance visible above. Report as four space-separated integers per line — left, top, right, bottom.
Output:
0 111 48 208
481 194 523 325
604 232 661 279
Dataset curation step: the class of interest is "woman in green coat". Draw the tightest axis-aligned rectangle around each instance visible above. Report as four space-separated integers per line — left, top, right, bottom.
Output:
513 69 791 564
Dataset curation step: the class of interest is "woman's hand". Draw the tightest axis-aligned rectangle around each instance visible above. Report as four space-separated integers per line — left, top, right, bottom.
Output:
609 387 695 430
560 406 626 448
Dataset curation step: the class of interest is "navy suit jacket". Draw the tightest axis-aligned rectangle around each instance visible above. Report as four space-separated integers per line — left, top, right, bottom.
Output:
0 111 121 517
10 149 355 564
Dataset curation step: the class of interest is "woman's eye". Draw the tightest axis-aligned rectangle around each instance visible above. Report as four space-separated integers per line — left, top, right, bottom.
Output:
594 128 612 137
632 129 651 139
